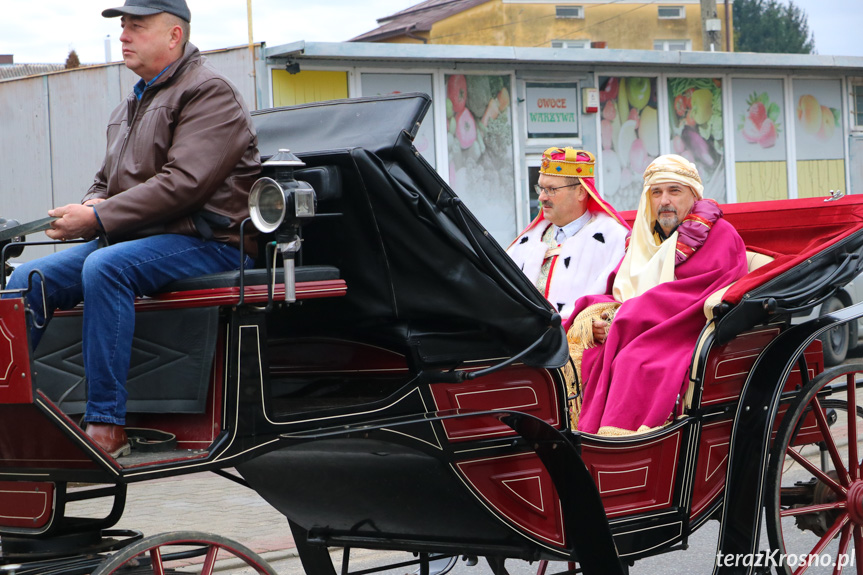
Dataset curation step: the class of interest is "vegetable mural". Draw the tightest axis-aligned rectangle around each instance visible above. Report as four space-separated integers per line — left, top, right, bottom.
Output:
668 77 725 200
598 76 660 210
445 74 516 243
446 75 512 182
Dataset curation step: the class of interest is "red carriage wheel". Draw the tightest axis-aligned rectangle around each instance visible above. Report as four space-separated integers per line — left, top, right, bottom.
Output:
767 364 863 575
90 531 277 575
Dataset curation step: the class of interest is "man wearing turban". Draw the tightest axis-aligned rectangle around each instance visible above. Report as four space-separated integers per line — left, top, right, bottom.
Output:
567 154 748 435
507 148 629 323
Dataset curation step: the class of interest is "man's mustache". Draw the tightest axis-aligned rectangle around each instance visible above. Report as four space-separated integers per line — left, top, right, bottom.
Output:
658 206 676 214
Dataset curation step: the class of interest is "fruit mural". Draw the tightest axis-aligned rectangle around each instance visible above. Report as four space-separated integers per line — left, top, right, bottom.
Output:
668 77 725 201
445 74 516 243
792 79 846 199
738 92 781 150
598 76 660 210
731 79 788 202
795 94 840 143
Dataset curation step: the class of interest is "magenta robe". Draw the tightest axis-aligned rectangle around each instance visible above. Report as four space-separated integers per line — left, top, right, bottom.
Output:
571 218 748 434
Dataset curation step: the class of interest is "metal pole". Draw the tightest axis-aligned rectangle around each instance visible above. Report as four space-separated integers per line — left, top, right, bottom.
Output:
724 0 731 51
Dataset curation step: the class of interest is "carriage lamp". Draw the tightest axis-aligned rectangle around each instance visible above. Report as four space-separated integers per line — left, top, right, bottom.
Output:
0 218 25 262
248 149 317 303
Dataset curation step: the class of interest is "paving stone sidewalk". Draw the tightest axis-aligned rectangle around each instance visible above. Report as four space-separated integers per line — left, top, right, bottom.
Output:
67 470 296 557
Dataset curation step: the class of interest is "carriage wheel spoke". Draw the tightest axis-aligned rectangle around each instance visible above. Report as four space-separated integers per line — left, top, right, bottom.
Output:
792 514 849 575
848 374 860 481
201 544 220 575
150 548 165 575
833 524 852 575
781 501 847 517
813 398 852 487
788 447 847 496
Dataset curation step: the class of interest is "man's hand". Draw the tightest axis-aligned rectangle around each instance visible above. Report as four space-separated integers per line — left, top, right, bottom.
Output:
591 311 611 344
47 204 100 241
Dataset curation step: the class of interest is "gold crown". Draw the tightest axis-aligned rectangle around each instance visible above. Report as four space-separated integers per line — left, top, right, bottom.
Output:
540 147 595 178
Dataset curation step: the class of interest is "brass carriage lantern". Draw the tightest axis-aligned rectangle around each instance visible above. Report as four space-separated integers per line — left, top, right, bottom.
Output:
248 149 317 303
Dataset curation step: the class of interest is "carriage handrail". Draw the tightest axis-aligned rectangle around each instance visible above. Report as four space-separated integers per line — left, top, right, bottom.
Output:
759 288 839 317
2 239 87 289
425 315 562 384
752 251 861 314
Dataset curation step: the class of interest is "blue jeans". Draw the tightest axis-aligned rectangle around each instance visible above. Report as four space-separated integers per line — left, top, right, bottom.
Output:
4 235 248 425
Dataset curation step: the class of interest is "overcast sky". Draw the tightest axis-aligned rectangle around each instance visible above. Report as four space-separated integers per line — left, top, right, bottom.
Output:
1 0 860 64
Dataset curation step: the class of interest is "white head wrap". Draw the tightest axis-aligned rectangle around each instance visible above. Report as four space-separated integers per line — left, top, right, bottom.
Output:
612 155 703 302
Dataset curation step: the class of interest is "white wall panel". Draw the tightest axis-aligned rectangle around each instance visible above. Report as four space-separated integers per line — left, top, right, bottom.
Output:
205 47 258 110
0 76 55 259
48 67 123 208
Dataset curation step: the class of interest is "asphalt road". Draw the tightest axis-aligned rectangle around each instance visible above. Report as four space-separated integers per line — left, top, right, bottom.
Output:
257 517 851 575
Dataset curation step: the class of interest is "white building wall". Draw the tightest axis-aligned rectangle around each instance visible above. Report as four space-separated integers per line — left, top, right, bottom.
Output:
0 75 55 260
0 45 258 261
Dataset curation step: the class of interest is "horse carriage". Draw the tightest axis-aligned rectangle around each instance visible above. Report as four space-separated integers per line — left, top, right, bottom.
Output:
1 93 863 575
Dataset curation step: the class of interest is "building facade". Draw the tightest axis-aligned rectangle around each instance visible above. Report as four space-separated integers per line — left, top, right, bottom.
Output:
352 0 734 53
3 41 862 251
265 42 863 245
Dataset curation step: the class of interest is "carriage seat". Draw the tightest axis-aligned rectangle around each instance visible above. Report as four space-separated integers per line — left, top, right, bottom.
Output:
33 264 341 416
158 264 340 292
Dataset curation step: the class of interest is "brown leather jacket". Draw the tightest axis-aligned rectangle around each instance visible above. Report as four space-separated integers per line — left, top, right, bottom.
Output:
83 43 260 251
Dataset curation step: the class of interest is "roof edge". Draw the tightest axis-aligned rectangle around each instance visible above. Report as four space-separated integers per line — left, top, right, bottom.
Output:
269 41 863 72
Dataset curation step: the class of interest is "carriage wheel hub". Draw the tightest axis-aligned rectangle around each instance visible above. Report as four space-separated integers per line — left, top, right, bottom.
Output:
846 481 863 525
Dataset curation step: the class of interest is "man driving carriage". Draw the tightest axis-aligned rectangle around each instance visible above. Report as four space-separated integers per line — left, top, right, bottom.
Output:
567 154 749 435
2 0 260 458
506 147 629 322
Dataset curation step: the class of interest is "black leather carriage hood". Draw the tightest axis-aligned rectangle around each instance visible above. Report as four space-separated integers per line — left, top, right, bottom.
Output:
251 94 568 371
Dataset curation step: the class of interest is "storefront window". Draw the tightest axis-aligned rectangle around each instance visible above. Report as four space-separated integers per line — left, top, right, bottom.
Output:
793 79 845 198
445 74 516 244
854 83 863 129
361 73 436 168
667 77 726 202
731 78 788 202
597 76 660 210
527 164 541 221
525 82 579 140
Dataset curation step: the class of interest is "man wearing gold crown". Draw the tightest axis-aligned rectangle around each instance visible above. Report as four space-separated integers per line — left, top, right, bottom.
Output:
566 154 748 435
507 148 630 323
